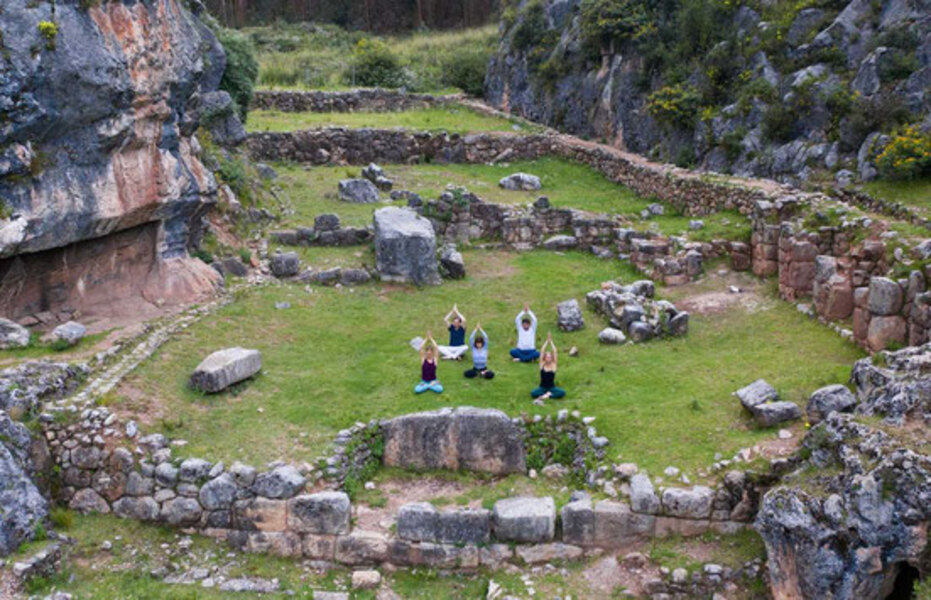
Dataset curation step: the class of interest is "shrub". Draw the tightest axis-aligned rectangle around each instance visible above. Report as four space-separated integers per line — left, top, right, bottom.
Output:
878 48 919 83
218 29 259 122
50 507 74 530
876 124 931 180
646 84 700 128
346 38 407 88
512 0 548 51
440 47 490 96
761 102 796 143
37 21 58 50
842 93 911 151
580 0 649 53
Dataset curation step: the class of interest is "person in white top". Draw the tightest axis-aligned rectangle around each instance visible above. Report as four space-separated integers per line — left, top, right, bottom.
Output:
509 302 540 362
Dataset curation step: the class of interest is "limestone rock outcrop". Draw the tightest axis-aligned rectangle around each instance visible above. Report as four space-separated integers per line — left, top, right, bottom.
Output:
0 0 237 320
373 207 441 286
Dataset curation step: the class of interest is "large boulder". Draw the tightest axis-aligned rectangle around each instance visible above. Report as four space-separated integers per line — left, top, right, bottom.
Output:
0 431 48 556
381 407 526 474
557 299 584 331
867 277 903 316
439 244 466 279
190 347 262 393
339 179 381 204
499 173 542 191
0 318 30 349
806 384 857 424
0 0 226 320
50 321 86 346
269 251 300 278
492 496 556 543
373 207 441 286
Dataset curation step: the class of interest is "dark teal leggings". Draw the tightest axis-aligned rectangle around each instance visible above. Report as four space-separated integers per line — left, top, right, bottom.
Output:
531 386 565 399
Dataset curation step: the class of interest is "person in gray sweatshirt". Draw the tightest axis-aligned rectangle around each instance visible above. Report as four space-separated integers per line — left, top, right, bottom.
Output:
464 322 494 379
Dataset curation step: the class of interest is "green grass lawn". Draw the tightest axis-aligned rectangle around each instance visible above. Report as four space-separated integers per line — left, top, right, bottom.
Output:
274 158 751 241
109 250 862 476
862 178 931 216
247 105 543 135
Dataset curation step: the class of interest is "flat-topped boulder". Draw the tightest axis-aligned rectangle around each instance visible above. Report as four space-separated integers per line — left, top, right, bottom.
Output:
492 496 556 543
190 347 262 393
0 318 29 349
499 172 541 191
381 406 526 474
339 178 380 204
373 207 441 286
50 321 86 346
735 379 801 427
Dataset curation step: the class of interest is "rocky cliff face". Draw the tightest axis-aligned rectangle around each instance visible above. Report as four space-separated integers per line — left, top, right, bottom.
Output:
0 0 240 320
485 0 929 184
0 411 49 557
755 343 931 599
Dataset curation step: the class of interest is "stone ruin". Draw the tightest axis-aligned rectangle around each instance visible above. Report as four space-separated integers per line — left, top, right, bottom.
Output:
586 279 689 344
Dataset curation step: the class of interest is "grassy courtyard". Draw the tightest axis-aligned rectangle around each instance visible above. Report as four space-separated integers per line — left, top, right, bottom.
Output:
273 158 752 243
247 104 543 135
109 249 862 477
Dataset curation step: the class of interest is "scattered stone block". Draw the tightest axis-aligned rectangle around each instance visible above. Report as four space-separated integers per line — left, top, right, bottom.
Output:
270 251 300 278
492 496 556 543
374 207 441 286
190 347 261 393
598 327 626 344
557 299 584 331
339 179 380 204
807 384 857 424
287 492 351 534
661 487 714 519
499 172 541 191
50 321 86 346
0 318 30 349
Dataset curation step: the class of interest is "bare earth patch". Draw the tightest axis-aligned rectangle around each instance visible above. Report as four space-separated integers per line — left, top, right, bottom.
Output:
581 553 661 597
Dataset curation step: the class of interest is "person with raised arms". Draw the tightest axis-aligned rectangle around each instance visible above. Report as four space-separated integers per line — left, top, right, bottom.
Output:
438 304 468 360
464 322 494 380
531 332 565 400
510 302 540 363
414 332 444 394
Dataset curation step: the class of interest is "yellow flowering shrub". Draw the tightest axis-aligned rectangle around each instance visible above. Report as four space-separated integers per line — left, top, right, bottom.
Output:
876 124 931 180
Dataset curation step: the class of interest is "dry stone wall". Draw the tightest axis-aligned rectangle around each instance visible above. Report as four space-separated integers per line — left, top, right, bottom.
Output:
246 129 787 218
39 403 762 570
251 90 460 113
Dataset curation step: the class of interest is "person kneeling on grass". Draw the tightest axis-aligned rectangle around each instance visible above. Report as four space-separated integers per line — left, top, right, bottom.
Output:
509 303 540 362
438 304 468 360
531 332 565 400
464 322 495 380
415 332 444 394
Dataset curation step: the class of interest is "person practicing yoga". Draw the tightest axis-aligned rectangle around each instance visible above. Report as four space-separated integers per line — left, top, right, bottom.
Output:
415 332 444 394
531 333 565 400
464 322 495 379
510 303 540 362
438 304 469 360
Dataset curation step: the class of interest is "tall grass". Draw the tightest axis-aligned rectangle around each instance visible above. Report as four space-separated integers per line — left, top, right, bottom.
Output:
247 22 498 93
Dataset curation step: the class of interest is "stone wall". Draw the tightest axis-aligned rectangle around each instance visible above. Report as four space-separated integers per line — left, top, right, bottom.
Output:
750 199 931 352
251 90 460 113
246 129 784 218
41 404 761 570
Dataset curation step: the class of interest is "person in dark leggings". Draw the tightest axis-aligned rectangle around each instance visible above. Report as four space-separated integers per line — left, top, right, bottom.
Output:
414 333 444 394
531 332 565 400
464 322 495 380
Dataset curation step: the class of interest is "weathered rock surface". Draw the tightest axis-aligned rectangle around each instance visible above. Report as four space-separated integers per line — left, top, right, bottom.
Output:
493 496 556 543
0 417 48 556
0 319 30 349
557 299 584 331
0 361 85 416
499 173 541 191
439 244 466 279
758 342 931 599
270 252 301 278
373 207 441 286
190 348 262 393
586 280 687 342
735 379 801 427
381 407 526 474
807 384 857 424
0 0 228 319
49 321 86 346
339 179 381 204
287 492 351 534
597 327 626 344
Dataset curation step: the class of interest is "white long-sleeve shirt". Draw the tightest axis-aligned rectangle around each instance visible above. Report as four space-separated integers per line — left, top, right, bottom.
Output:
515 310 537 350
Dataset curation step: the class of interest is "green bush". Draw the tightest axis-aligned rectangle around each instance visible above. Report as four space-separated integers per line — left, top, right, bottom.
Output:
646 84 700 128
876 124 931 180
842 93 911 151
512 0 548 51
218 29 259 122
346 38 408 88
579 0 649 53
878 48 919 83
440 47 490 96
761 102 796 143
37 21 58 50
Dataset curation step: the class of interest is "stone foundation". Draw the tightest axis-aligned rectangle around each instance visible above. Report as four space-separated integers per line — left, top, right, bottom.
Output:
251 90 460 113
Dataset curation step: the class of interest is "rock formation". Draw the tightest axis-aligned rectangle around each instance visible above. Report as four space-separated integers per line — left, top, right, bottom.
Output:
756 343 931 599
486 0 929 184
0 0 241 321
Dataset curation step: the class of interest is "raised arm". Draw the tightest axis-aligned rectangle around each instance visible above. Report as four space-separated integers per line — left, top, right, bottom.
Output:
444 306 455 327
469 327 477 349
548 332 557 359
528 308 538 330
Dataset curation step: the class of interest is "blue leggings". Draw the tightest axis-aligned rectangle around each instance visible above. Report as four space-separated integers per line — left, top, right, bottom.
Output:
531 386 565 399
510 348 541 362
415 380 444 394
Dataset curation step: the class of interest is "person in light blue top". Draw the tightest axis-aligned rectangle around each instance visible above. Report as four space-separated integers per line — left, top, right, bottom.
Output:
464 322 494 380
